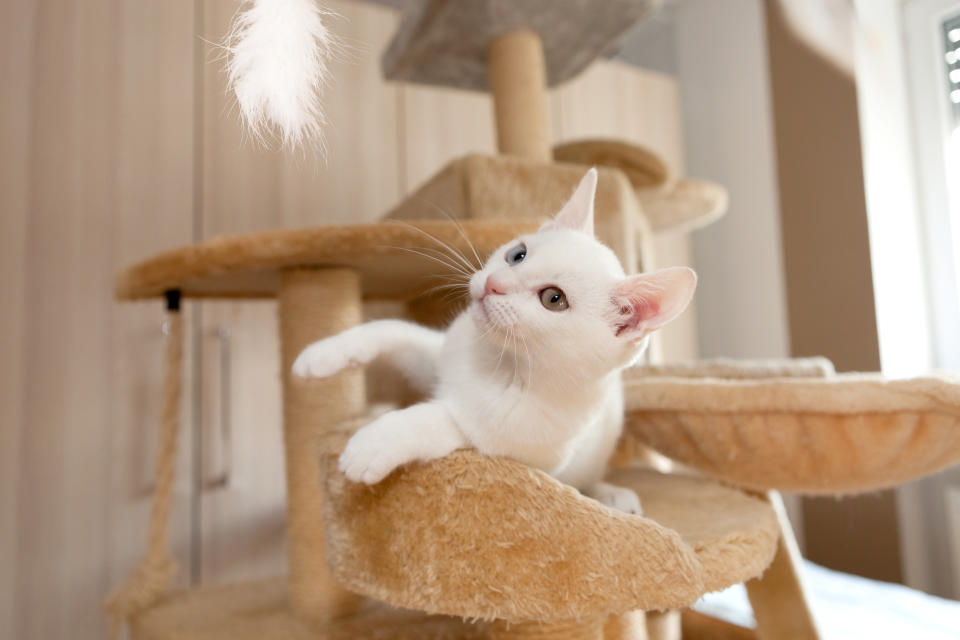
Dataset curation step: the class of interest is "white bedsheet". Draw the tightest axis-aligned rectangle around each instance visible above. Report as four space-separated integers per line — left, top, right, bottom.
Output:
693 560 960 639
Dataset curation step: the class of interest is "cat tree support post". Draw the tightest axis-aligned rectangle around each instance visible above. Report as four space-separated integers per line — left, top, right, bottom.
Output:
745 492 820 639
278 268 366 623
488 29 552 162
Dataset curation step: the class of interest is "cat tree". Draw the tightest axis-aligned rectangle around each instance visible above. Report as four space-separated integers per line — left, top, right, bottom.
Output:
109 1 960 639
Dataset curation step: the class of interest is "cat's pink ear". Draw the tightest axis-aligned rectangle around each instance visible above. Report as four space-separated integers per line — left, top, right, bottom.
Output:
610 267 697 341
540 168 596 236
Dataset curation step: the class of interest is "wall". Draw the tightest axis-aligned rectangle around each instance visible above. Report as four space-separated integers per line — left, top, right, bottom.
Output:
763 0 906 585
646 0 906 580
653 0 804 539
674 0 792 362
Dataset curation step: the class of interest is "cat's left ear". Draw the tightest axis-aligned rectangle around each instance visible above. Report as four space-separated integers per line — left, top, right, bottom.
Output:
610 267 697 341
540 168 597 236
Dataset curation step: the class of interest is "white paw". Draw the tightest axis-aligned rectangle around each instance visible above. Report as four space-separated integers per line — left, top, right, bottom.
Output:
292 338 371 378
589 482 644 516
338 422 408 484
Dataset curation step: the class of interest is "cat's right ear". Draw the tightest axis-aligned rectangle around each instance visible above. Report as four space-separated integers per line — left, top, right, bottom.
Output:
609 267 697 342
540 168 597 236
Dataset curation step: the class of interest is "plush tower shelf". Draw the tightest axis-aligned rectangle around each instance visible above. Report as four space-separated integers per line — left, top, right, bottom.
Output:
322 450 778 624
622 360 960 493
384 154 642 269
553 139 729 233
114 220 536 301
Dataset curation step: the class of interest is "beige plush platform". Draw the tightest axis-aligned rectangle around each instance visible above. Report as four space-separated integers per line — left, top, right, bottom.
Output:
322 449 778 624
554 139 728 233
114 220 537 301
131 578 485 640
553 140 675 191
622 360 960 493
384 153 641 268
130 579 756 640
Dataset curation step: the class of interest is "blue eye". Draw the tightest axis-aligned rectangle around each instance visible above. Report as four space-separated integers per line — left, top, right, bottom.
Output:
506 243 527 265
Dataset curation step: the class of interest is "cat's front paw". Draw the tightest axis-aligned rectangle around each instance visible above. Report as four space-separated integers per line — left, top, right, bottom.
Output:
292 338 372 378
587 482 644 516
339 422 407 484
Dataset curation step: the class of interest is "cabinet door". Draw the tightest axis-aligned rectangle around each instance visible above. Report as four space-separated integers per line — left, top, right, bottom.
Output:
197 302 287 585
195 0 401 585
3 1 197 638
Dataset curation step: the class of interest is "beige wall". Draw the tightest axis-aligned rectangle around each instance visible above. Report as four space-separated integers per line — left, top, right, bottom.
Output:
763 0 902 584
672 0 903 582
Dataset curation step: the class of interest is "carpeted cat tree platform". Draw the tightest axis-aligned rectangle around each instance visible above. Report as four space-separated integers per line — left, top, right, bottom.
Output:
109 1 960 639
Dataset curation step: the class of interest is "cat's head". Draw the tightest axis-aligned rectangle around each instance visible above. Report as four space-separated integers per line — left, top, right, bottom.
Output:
468 168 697 373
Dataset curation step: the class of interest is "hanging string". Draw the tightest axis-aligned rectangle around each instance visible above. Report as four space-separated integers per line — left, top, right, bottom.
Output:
105 292 183 639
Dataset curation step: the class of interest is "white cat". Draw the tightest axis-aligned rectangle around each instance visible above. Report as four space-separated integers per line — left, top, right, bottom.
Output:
293 169 696 514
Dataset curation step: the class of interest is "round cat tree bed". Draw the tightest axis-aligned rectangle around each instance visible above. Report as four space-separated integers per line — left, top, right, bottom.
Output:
622 362 960 494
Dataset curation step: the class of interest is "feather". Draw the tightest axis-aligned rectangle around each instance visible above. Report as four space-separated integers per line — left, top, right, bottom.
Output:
224 0 335 149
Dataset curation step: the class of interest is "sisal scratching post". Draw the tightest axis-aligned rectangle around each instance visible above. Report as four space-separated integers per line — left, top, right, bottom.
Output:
604 611 649 640
489 618 605 640
488 29 552 162
645 611 681 640
278 268 366 623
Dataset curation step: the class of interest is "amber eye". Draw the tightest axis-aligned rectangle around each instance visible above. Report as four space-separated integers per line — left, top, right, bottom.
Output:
539 287 568 311
505 243 527 265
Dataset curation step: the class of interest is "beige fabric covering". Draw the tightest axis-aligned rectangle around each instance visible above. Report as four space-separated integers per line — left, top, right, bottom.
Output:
321 447 777 624
553 139 729 233
384 154 640 270
623 360 960 493
553 139 674 192
629 357 835 380
634 180 728 233
114 220 538 301
131 578 487 640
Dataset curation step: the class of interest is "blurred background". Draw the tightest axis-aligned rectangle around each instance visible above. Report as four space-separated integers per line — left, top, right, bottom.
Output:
2 0 959 637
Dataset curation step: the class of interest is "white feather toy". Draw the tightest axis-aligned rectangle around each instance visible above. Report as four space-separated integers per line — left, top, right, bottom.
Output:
224 0 335 149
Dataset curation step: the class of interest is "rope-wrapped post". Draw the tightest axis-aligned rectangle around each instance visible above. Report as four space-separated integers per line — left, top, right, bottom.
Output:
105 290 184 639
488 29 552 163
604 610 650 640
278 268 366 623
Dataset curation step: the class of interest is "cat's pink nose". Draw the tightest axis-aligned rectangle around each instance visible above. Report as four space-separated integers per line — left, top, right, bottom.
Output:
484 275 506 296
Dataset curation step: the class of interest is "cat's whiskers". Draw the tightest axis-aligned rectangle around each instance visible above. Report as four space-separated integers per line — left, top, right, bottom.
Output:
391 247 471 281
423 281 471 302
394 246 473 279
492 328 510 380
518 331 533 391
389 219 479 275
420 201 484 271
510 329 519 388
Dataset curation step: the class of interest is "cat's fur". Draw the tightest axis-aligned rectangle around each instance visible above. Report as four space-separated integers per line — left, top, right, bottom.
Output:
293 169 696 514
